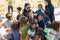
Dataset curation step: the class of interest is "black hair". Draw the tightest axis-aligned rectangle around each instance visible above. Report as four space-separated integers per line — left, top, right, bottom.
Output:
24 3 30 8
45 0 51 6
37 13 44 18
38 4 43 8
52 21 60 31
6 13 12 19
44 11 49 15
17 7 22 11
19 16 27 24
11 22 20 30
29 18 36 25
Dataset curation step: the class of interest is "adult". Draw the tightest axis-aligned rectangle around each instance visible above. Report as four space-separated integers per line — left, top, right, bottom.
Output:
45 0 55 22
23 3 31 18
7 0 15 13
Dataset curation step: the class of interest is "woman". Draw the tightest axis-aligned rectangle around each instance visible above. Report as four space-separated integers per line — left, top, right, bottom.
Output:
45 0 55 23
23 3 32 18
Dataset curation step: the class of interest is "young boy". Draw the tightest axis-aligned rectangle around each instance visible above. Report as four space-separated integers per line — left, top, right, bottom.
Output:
26 18 36 40
17 7 22 20
37 14 45 30
3 13 13 28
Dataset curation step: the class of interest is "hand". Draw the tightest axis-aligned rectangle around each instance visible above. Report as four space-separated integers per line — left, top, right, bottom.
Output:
5 28 10 32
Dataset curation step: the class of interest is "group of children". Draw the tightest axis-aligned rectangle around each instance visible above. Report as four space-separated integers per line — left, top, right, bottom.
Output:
0 0 60 40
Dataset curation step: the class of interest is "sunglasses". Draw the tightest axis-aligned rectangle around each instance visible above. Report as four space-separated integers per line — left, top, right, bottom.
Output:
27 7 30 9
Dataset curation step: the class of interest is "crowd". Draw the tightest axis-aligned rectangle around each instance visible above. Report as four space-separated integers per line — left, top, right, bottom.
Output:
0 0 60 40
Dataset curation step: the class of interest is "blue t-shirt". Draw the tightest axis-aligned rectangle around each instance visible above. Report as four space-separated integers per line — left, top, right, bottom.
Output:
44 17 51 24
11 30 20 40
35 10 43 14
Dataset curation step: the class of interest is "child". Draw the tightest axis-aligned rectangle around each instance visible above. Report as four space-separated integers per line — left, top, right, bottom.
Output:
0 15 8 40
45 21 60 40
17 7 22 20
7 22 20 40
26 18 36 40
35 4 44 14
34 27 47 40
3 13 14 28
44 11 51 24
37 13 45 30
19 16 30 40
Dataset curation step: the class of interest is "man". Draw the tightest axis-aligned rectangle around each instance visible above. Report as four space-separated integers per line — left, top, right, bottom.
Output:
7 0 15 13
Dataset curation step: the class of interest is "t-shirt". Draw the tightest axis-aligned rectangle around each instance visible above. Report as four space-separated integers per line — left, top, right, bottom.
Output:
8 0 12 2
19 22 30 40
5 20 13 28
54 32 60 40
35 10 44 14
11 30 20 40
37 20 45 30
44 27 55 40
44 17 51 24
8 0 13 6
27 27 36 40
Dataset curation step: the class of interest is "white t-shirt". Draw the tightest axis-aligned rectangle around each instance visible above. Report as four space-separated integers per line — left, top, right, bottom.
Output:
5 20 13 28
27 29 36 40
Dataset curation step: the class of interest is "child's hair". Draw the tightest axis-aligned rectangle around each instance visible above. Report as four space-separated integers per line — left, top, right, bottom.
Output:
29 18 36 25
35 27 47 40
6 13 12 19
17 7 22 11
46 23 51 28
37 13 44 18
11 22 20 30
52 21 60 31
19 16 28 24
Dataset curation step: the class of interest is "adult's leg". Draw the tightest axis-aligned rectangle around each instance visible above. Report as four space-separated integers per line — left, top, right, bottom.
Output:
8 6 10 13
11 6 13 12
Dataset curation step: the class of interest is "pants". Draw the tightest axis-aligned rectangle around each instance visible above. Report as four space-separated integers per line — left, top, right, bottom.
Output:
8 6 13 13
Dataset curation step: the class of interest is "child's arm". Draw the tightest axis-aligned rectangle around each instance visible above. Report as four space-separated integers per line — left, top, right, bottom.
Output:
20 34 22 40
49 31 57 35
25 34 30 40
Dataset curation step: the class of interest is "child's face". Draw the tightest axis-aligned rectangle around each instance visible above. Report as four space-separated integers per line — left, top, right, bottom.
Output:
31 24 36 28
8 14 13 20
38 15 43 20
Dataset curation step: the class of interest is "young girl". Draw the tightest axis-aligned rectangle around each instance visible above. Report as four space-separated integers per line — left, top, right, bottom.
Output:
26 18 36 40
45 21 60 40
52 21 60 40
19 16 30 40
